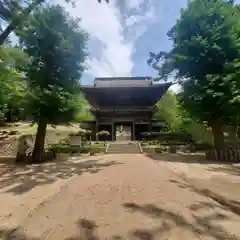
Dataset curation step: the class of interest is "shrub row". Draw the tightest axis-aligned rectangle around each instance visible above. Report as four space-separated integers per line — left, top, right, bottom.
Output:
48 144 104 155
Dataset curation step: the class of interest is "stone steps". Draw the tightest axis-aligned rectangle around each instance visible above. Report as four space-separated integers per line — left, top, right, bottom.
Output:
107 142 141 154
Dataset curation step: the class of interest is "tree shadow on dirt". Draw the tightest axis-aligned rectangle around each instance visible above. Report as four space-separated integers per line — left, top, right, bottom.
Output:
0 158 123 195
147 152 240 166
168 179 240 216
0 227 40 240
207 164 240 176
123 202 239 240
65 219 99 240
146 152 221 164
65 219 123 240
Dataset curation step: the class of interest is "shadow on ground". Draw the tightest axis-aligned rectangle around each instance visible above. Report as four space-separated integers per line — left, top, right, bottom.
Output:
168 179 240 216
65 219 123 240
64 197 239 240
146 152 237 165
207 164 240 176
0 227 40 240
0 158 122 195
123 202 239 240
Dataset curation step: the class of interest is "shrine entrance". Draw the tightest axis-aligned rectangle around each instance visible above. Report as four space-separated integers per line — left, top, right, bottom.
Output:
80 77 171 141
115 124 132 141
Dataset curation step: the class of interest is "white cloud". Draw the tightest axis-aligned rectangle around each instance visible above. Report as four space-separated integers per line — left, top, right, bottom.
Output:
56 0 157 79
125 0 144 10
56 0 135 77
125 5 156 42
125 15 140 27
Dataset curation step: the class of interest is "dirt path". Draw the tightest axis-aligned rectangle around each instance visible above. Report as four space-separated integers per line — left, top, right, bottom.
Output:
156 158 240 203
1 154 240 240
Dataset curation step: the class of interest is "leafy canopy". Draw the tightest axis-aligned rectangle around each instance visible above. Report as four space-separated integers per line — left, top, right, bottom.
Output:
0 45 27 116
0 0 109 44
154 91 213 144
20 4 88 124
149 0 240 124
154 91 180 131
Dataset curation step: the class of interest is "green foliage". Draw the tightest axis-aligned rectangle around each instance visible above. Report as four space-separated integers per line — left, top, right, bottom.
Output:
89 147 103 155
168 145 177 153
75 97 93 122
0 45 28 121
154 90 181 131
0 0 110 45
20 4 87 124
48 144 90 154
48 143 104 155
149 0 240 149
154 91 213 144
18 4 88 162
149 0 240 81
177 104 214 145
155 147 164 154
96 130 110 136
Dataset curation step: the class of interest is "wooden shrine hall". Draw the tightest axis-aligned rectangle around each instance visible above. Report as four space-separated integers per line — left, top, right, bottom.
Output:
80 77 171 141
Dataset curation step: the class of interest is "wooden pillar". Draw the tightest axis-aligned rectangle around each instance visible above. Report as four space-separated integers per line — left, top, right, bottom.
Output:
112 121 115 141
132 120 135 141
96 118 99 141
148 120 152 132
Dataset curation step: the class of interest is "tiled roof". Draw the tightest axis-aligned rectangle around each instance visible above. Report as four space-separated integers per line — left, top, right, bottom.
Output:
94 77 152 88
80 81 171 109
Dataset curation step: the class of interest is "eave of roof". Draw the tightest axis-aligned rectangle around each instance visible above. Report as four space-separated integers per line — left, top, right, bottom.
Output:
80 82 172 109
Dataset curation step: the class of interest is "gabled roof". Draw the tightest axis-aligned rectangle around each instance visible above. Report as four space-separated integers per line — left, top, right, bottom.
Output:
94 77 152 88
80 77 171 109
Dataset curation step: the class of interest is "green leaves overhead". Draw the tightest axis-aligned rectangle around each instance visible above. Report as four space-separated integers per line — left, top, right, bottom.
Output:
0 45 27 109
149 0 240 149
150 0 240 82
0 0 110 45
20 4 88 124
154 91 181 131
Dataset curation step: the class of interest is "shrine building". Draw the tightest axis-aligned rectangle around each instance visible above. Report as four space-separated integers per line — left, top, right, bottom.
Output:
80 77 171 141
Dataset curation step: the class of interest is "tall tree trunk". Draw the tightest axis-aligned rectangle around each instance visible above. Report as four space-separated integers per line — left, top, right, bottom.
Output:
31 120 47 163
209 120 225 151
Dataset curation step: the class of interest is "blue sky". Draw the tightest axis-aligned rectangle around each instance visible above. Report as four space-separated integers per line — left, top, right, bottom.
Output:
49 0 240 91
55 0 188 91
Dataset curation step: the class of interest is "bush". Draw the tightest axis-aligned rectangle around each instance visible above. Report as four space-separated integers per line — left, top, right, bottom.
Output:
48 144 91 154
79 147 91 154
89 147 102 155
48 144 72 154
169 145 177 153
96 130 110 137
154 145 167 154
141 131 192 143
141 141 149 146
194 142 213 151
96 130 110 141
155 147 164 154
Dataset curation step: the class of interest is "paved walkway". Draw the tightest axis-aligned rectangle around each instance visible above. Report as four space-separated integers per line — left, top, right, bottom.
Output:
0 154 240 239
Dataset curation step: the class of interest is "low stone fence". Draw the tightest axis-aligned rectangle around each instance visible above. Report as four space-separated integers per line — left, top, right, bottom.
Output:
206 148 240 162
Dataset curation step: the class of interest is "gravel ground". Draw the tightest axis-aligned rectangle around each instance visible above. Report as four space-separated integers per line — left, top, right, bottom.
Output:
0 154 240 240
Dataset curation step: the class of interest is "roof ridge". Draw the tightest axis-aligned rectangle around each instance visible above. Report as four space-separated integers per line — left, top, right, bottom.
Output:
95 77 151 81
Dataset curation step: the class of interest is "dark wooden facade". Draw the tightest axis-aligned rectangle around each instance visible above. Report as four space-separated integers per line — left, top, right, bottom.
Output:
80 77 171 141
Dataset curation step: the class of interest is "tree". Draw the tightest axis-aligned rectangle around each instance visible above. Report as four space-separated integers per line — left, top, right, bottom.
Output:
19 4 88 162
154 91 213 144
0 44 27 123
0 0 109 45
154 90 180 131
149 0 240 150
